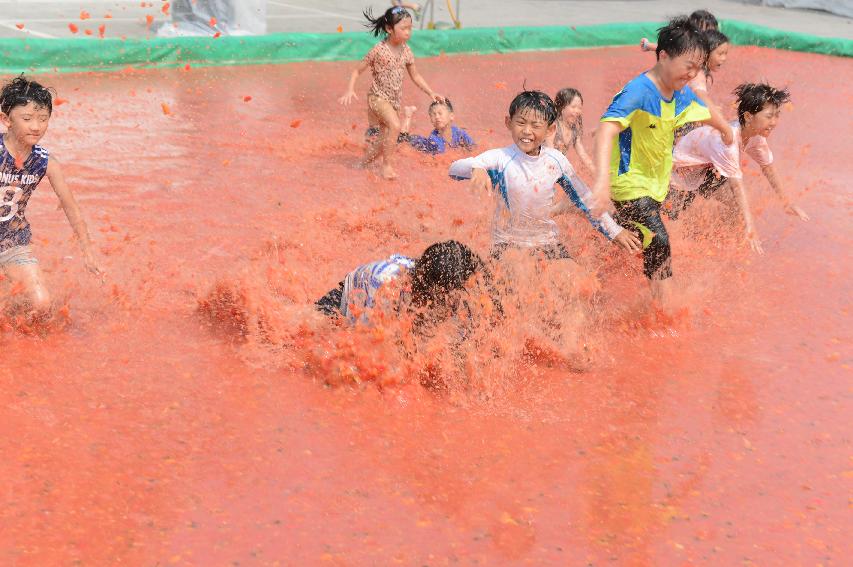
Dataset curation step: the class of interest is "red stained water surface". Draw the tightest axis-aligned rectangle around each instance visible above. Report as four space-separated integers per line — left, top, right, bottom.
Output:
1 45 850 565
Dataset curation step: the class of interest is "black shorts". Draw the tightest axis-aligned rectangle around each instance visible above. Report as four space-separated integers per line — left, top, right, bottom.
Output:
614 197 672 280
666 167 729 220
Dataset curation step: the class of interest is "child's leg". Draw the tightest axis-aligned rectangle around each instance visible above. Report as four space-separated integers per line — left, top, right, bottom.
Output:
615 197 673 304
400 105 416 135
1 246 51 316
363 100 384 166
367 95 402 179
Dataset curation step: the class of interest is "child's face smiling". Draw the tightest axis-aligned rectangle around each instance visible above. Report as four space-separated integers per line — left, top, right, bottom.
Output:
707 43 729 73
1 101 51 147
560 96 583 125
505 108 555 156
746 103 782 138
660 48 706 91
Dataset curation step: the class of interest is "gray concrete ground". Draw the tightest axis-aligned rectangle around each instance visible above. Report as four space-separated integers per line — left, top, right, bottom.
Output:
0 0 850 40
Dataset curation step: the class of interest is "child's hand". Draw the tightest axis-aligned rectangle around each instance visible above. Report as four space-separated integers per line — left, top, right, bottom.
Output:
613 229 642 253
429 92 445 104
640 38 653 52
83 249 105 280
785 203 810 221
746 229 764 255
403 105 417 118
338 91 358 106
470 168 492 196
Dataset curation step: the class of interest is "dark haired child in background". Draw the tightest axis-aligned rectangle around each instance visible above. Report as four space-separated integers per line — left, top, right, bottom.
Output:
398 99 475 154
641 9 719 51
545 87 596 174
0 75 101 321
592 17 715 308
669 83 808 253
338 6 444 179
677 29 734 142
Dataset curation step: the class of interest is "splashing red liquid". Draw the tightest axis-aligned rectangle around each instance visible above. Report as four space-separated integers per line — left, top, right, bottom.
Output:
0 46 848 565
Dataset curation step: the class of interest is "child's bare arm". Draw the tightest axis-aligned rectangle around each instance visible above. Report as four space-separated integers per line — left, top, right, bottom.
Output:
574 138 597 176
406 63 443 103
729 177 763 254
760 163 810 221
591 121 622 213
696 91 733 145
46 158 101 274
339 60 370 105
640 38 657 52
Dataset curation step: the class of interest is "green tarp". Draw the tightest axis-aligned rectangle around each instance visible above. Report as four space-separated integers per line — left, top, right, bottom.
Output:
0 20 849 75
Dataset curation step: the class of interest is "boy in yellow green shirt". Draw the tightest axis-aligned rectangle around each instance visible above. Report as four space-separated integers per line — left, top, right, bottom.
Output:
592 16 726 308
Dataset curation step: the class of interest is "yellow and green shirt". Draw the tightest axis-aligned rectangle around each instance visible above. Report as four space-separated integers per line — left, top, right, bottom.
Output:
601 73 710 203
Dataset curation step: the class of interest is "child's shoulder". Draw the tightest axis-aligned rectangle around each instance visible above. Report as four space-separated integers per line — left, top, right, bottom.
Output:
606 74 660 113
365 40 389 58
540 146 572 169
33 144 50 159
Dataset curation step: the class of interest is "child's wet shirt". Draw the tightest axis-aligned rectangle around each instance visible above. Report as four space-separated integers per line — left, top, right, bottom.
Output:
449 145 622 249
364 40 415 110
672 120 773 189
0 137 49 252
341 254 416 320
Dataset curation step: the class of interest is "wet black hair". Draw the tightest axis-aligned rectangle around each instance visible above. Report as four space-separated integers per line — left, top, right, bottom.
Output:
363 6 412 37
734 83 790 126
705 29 729 53
508 90 558 125
429 98 454 113
0 75 53 116
410 240 483 309
689 9 719 32
702 29 729 84
655 16 710 61
554 87 584 135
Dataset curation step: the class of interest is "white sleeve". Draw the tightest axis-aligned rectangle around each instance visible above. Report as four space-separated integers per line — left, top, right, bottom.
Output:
448 148 504 180
448 157 477 180
556 170 623 240
598 212 624 239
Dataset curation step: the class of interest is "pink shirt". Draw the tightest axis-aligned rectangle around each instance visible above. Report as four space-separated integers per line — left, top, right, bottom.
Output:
673 120 773 183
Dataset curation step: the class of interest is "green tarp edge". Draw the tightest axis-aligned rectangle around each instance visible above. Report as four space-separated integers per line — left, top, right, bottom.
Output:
0 20 849 75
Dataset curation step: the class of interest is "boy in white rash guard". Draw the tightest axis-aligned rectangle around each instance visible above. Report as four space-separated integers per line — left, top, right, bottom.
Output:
668 82 809 253
448 90 640 259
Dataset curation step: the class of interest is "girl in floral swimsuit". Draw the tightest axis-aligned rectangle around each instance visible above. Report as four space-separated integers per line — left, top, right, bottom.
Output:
339 6 444 180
